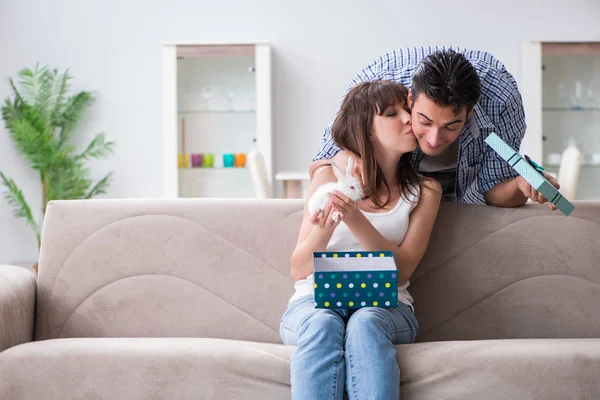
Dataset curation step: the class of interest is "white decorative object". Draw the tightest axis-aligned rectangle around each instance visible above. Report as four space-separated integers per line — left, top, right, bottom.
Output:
557 145 583 200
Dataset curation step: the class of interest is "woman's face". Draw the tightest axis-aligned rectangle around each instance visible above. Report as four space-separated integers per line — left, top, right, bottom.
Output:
370 102 417 155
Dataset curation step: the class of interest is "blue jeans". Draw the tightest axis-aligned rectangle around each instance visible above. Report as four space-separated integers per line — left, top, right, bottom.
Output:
280 297 418 400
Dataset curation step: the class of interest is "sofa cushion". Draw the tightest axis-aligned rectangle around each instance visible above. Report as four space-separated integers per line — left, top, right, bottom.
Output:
0 338 293 400
411 202 600 342
399 338 600 399
35 199 303 342
1 338 599 399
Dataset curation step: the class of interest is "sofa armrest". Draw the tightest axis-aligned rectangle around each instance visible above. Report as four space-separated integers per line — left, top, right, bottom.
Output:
0 265 36 352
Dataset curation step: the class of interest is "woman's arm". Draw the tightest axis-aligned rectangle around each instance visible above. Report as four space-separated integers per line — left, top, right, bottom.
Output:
290 167 342 282
331 179 442 285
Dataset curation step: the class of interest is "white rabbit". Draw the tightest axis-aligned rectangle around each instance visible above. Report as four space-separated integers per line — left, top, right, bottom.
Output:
308 157 363 222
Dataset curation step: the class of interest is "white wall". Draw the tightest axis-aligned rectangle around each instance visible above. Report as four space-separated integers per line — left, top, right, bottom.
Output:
1 0 600 263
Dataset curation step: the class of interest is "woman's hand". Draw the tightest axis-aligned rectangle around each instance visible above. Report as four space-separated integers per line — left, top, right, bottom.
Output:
328 191 361 225
308 199 343 230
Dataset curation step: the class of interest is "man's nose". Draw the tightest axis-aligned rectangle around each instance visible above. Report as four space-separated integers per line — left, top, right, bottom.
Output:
428 130 442 147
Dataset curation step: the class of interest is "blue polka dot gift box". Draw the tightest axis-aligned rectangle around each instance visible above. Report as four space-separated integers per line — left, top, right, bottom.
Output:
312 251 398 309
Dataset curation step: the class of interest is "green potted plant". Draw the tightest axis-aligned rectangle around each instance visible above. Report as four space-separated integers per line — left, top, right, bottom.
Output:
1 65 115 269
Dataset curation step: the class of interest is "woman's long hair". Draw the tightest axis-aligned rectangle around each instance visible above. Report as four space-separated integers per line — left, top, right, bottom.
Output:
332 80 421 208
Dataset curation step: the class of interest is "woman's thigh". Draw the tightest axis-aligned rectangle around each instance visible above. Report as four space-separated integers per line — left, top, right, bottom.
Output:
280 297 347 345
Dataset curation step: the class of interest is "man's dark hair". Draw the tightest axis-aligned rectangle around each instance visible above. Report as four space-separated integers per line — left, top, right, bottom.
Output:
411 50 481 114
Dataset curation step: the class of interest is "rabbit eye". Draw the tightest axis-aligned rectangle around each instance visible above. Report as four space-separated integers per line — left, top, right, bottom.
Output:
350 186 355 190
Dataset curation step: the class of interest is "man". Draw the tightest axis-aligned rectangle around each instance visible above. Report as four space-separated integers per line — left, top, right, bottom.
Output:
311 46 558 208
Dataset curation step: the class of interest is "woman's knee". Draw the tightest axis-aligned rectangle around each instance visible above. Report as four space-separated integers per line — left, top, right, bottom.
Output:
297 310 345 345
347 307 390 331
348 305 418 344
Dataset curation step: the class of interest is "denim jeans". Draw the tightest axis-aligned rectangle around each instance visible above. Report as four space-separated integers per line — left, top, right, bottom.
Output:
280 296 418 400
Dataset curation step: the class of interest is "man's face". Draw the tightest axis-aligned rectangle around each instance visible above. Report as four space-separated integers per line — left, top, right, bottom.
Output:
408 92 472 156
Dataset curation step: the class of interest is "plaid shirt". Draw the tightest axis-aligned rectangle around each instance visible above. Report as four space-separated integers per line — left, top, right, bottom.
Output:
313 46 526 204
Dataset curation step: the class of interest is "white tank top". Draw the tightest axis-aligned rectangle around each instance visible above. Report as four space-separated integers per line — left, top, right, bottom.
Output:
289 184 421 310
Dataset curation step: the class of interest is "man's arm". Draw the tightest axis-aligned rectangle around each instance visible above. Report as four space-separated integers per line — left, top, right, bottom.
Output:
481 92 559 209
312 124 341 164
309 159 333 180
485 175 560 209
484 177 527 207
477 72 529 207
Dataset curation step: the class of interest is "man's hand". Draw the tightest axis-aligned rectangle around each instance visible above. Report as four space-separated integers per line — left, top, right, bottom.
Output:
332 150 364 186
515 175 560 211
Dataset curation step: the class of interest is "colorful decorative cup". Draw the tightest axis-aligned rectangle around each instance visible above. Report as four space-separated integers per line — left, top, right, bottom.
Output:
191 154 203 168
234 153 246 167
202 153 214 168
178 153 189 168
223 153 235 168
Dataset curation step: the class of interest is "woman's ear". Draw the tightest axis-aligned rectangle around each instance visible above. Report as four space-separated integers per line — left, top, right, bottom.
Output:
369 132 376 142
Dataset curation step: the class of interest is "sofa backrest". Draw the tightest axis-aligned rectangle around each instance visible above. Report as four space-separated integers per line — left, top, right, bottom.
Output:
35 199 600 343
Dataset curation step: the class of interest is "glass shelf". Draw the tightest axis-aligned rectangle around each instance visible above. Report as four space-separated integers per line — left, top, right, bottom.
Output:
178 167 248 170
542 107 600 111
178 110 255 114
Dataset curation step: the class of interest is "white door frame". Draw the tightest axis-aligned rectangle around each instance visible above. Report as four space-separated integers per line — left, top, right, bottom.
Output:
520 41 543 163
161 42 272 198
162 44 178 198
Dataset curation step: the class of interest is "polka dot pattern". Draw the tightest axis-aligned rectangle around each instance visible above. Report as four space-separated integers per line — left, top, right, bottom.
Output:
314 270 398 309
314 251 394 259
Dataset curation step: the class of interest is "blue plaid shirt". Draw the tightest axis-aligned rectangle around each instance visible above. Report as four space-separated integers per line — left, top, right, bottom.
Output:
313 46 526 204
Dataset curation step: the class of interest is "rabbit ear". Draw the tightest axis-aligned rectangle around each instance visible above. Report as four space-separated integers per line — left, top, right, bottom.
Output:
332 162 345 181
346 157 354 176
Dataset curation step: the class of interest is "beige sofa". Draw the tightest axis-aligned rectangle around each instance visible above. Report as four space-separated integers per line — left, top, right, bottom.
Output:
1 198 600 399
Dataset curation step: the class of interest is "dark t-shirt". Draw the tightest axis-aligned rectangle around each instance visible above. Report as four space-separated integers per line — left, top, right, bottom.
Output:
418 140 459 202
420 170 457 202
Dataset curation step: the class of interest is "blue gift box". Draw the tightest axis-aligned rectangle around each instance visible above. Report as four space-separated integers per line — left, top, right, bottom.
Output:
484 132 574 216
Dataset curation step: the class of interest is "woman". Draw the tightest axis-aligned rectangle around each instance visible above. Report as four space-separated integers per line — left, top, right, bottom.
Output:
280 80 442 399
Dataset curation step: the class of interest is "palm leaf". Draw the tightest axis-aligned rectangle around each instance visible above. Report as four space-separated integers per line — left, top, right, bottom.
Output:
8 77 24 104
35 69 54 117
5 112 57 170
50 69 71 127
17 64 47 106
57 91 95 147
86 172 112 199
0 172 40 246
77 133 115 161
1 96 19 129
47 158 90 201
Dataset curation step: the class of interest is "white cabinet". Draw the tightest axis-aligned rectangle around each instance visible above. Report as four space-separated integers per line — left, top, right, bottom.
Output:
162 43 272 198
521 42 600 200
